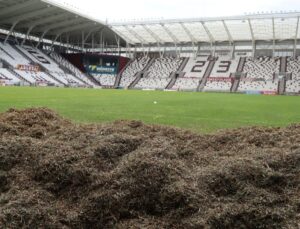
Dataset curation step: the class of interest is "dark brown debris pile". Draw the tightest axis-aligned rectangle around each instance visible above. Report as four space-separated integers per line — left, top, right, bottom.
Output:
0 108 299 228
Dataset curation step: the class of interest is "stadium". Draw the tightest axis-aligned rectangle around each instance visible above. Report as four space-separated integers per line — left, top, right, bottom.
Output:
0 0 300 228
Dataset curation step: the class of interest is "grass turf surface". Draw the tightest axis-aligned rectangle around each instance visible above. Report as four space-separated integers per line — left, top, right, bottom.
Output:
0 86 299 133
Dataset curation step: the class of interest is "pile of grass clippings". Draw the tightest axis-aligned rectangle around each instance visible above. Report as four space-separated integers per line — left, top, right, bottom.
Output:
0 108 299 228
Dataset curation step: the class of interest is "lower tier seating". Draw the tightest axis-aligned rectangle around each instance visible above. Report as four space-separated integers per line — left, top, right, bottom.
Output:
135 77 170 89
172 78 199 90
204 81 232 91
238 80 278 92
93 74 116 86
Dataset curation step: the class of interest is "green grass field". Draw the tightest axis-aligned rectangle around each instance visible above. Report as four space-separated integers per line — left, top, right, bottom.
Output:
0 86 299 133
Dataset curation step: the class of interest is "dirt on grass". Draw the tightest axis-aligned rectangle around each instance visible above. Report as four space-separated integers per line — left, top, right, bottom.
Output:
0 108 299 228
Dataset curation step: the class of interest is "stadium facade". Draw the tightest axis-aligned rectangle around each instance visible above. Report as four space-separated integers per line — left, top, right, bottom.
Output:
0 0 300 95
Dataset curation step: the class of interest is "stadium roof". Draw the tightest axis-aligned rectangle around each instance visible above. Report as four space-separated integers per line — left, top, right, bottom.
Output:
110 12 300 46
0 0 125 48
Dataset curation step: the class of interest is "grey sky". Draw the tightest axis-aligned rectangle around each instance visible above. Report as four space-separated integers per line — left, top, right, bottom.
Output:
52 0 300 22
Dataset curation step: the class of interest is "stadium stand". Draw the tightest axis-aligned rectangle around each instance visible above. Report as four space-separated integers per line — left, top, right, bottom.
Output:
0 1 300 95
0 41 95 87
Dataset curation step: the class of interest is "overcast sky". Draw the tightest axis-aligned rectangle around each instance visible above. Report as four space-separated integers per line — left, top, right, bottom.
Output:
52 0 300 22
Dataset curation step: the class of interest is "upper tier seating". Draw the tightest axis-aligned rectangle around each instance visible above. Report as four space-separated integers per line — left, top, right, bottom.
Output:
183 57 209 78
17 45 64 73
243 57 280 80
120 56 150 87
0 43 31 67
286 57 300 93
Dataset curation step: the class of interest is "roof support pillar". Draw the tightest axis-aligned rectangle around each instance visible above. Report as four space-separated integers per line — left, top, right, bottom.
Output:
4 21 18 43
22 25 35 46
82 31 85 51
201 22 214 46
231 42 235 59
36 29 49 48
252 40 256 58
50 33 61 50
222 20 233 44
180 23 196 47
294 16 299 58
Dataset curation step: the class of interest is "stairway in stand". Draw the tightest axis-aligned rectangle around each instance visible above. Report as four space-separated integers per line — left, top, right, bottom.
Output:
197 58 216 92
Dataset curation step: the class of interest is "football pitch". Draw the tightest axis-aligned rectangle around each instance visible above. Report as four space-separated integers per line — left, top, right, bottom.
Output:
0 86 299 133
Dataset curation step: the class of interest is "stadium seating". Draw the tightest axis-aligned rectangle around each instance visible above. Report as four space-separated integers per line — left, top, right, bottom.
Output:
238 80 278 92
0 68 20 84
172 78 199 90
93 74 116 86
134 57 183 89
183 57 209 78
49 52 91 84
14 70 60 85
1 40 300 94
0 42 95 87
135 77 170 89
243 57 280 80
210 57 239 78
286 57 300 93
18 45 64 73
120 56 150 87
204 81 232 91
0 42 31 67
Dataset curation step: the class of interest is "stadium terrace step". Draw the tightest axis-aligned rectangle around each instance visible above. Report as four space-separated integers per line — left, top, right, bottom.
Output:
14 45 36 65
278 78 286 95
177 57 189 72
10 69 31 84
129 72 143 89
280 57 287 73
166 72 185 90
114 59 134 88
197 59 216 92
